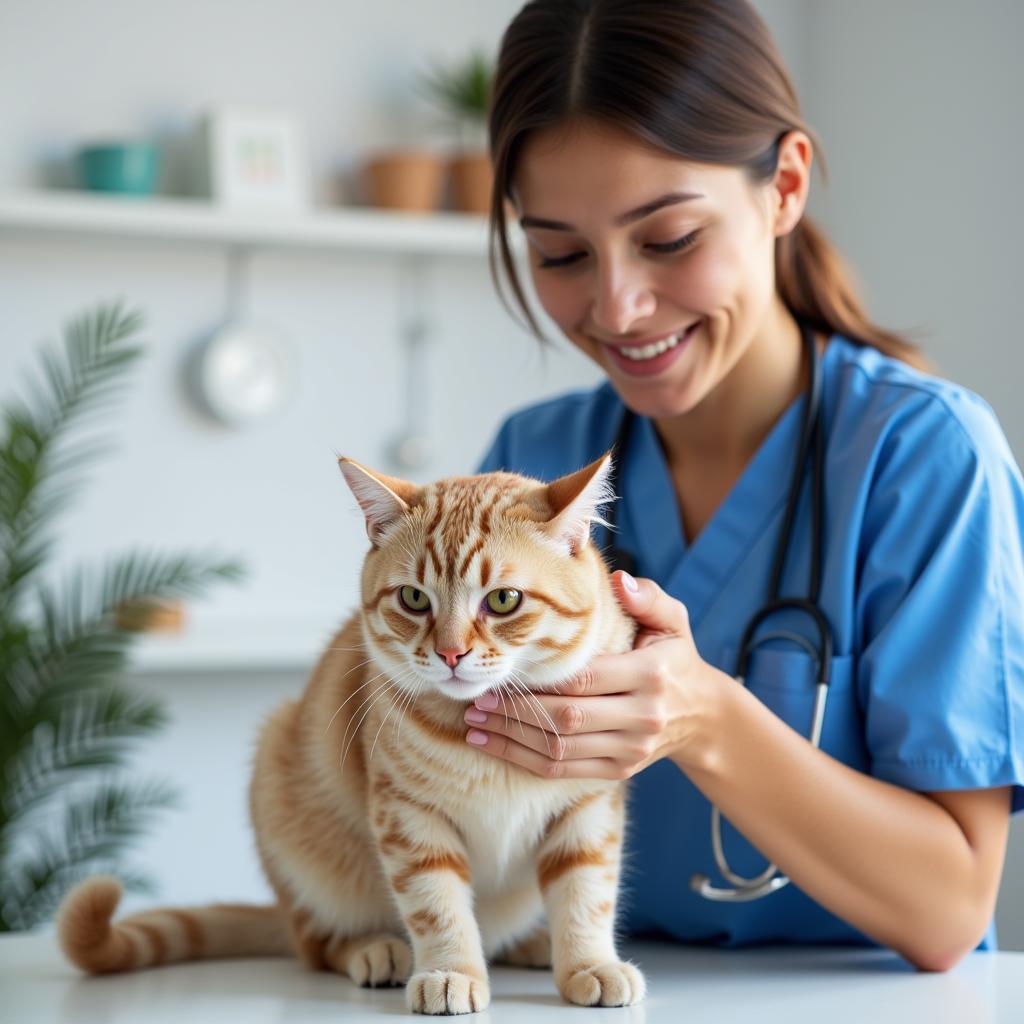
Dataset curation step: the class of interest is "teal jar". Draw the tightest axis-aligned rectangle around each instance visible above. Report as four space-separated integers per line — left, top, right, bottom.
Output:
77 141 161 195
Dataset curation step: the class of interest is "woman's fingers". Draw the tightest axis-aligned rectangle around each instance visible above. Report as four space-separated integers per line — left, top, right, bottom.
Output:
472 690 630 735
614 571 691 639
464 719 629 779
467 702 630 755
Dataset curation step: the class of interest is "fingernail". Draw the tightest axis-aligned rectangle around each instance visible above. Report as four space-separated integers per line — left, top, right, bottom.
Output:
621 571 639 593
464 708 488 724
475 692 499 710
467 729 489 746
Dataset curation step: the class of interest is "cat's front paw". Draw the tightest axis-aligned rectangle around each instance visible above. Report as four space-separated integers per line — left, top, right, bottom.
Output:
406 969 490 1015
558 960 646 1007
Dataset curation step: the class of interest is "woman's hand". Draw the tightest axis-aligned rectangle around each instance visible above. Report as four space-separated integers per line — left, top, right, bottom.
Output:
463 570 723 779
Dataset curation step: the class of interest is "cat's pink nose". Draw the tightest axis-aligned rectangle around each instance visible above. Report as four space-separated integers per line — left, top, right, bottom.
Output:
435 646 470 668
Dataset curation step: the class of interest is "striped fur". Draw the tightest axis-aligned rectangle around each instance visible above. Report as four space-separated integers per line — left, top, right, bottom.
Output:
57 454 645 1013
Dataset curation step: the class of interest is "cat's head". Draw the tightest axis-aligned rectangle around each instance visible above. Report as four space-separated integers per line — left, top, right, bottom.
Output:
338 453 629 702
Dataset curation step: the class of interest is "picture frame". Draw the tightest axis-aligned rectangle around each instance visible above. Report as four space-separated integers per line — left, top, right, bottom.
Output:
195 105 311 210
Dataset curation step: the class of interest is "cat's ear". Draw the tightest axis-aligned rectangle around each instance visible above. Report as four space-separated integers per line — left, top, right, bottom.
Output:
542 450 617 556
338 457 422 546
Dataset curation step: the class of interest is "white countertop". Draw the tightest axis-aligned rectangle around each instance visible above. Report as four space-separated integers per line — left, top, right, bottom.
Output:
2 931 1022 1023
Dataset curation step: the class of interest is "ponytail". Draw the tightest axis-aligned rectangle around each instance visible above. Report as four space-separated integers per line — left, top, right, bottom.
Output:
777 215 931 371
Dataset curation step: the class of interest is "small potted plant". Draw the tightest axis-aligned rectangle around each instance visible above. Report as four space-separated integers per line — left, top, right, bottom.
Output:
419 47 495 214
362 147 446 214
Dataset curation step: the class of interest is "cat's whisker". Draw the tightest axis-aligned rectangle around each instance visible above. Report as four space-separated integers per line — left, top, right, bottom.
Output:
508 670 562 740
337 674 402 765
506 672 560 757
367 692 401 763
495 685 512 721
368 670 421 762
340 678 400 773
393 676 423 747
340 665 421 771
494 680 534 748
324 663 399 737
502 677 533 744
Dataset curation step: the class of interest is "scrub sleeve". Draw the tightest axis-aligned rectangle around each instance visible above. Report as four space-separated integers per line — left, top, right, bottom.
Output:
852 384 1024 810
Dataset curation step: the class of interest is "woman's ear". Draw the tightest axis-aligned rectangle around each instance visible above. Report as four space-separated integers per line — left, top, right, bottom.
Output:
772 129 814 237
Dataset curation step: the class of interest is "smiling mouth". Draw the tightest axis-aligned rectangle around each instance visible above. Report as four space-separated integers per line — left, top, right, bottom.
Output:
609 322 699 361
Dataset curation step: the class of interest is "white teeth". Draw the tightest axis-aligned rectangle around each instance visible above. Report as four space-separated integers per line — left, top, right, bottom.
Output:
619 327 689 361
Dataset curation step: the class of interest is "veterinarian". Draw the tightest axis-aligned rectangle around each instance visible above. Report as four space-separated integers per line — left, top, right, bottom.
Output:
467 0 1024 970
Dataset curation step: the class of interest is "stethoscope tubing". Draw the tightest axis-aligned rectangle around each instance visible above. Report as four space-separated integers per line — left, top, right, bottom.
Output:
603 322 835 902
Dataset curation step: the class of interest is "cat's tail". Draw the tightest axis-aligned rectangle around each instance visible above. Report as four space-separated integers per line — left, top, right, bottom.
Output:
57 875 293 974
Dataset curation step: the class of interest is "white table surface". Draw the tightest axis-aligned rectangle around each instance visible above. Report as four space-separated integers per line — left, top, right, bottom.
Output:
2 931 1022 1023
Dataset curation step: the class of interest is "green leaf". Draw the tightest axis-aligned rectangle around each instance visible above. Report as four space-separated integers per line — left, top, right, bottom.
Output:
0 300 145 620
0 777 177 931
419 48 494 120
2 685 168 829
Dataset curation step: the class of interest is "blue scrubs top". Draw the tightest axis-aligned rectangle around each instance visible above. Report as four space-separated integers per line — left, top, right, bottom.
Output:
475 334 1024 951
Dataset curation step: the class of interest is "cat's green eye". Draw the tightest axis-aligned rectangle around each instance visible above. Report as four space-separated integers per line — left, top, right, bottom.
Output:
485 588 522 615
399 586 431 613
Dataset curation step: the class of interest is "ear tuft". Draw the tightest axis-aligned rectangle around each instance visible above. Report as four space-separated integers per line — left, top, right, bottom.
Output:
543 450 617 556
338 456 420 545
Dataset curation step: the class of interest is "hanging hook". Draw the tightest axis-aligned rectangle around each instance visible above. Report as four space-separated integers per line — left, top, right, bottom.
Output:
388 255 434 471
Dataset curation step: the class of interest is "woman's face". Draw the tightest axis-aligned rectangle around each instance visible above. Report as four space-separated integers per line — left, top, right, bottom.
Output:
512 120 805 421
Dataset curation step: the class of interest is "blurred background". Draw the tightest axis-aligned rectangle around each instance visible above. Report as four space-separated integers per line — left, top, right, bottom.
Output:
0 0 1021 948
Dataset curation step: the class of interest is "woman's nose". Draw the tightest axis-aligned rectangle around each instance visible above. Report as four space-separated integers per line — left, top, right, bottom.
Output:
590 262 657 336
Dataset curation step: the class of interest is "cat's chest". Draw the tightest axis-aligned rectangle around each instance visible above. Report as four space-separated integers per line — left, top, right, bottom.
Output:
456 795 553 889
446 770 603 893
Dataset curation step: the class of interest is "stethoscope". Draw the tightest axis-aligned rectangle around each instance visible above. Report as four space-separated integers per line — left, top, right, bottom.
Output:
602 321 834 901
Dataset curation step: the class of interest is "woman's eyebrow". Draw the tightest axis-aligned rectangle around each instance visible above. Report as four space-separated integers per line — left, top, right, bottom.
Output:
518 190 705 231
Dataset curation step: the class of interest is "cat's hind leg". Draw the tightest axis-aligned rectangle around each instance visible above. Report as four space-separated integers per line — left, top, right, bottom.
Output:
324 932 412 988
493 922 551 968
282 903 410 987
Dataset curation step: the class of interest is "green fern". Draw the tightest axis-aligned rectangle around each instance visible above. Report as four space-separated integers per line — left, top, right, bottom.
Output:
0 301 246 931
419 48 494 122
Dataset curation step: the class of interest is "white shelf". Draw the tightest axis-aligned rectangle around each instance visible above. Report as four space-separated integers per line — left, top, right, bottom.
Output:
124 614 346 674
0 189 518 257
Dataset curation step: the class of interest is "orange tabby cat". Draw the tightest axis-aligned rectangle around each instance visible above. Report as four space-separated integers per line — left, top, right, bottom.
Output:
57 452 646 1014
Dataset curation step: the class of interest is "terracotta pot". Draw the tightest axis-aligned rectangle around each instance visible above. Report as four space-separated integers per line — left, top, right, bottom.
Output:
115 597 186 633
364 150 445 213
449 150 493 214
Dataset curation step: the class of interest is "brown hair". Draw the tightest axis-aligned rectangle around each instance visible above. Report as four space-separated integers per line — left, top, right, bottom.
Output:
486 0 930 371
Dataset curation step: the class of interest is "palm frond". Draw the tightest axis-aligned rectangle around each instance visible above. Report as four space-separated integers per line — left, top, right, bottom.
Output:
1 778 176 931
2 685 168 831
5 552 245 718
0 300 144 622
99 550 247 613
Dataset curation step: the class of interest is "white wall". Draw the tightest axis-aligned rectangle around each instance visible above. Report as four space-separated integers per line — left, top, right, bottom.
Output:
801 0 1024 463
2 0 1021 950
